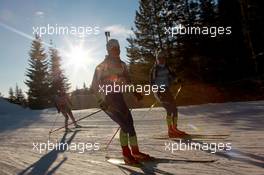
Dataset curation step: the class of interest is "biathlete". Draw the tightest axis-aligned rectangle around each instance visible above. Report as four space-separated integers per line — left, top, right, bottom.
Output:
55 90 81 132
91 39 151 165
150 51 189 138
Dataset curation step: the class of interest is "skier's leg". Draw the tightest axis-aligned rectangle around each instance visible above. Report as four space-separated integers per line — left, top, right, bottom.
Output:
67 109 81 128
124 110 151 161
104 98 138 164
159 90 187 137
158 91 174 128
62 111 71 132
170 107 189 137
105 93 150 162
119 129 139 164
167 92 189 136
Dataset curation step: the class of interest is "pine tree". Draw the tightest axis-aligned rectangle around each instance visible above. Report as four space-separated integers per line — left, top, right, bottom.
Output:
217 0 253 79
8 87 15 102
49 42 70 100
83 82 87 90
16 87 25 105
15 84 19 101
126 0 167 84
25 35 50 109
126 0 194 83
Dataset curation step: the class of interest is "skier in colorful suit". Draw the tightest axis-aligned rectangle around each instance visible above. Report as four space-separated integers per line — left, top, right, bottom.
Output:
150 50 189 138
91 39 151 165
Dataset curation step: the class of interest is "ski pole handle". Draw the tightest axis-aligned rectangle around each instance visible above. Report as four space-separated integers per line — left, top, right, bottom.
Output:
105 31 110 43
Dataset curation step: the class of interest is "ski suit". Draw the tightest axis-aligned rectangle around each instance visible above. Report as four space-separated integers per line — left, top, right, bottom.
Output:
55 94 77 128
150 64 178 125
91 56 137 146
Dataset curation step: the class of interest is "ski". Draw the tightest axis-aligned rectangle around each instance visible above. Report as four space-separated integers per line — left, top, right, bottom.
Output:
105 156 217 166
152 134 230 141
105 156 144 167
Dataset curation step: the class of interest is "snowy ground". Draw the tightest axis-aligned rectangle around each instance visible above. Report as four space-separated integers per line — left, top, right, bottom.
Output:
0 98 264 175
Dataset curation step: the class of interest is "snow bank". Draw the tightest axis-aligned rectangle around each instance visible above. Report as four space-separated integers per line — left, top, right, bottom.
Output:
0 98 26 115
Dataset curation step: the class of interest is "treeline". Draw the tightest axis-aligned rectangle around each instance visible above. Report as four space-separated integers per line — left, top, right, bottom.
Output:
8 84 26 106
24 35 70 109
70 83 97 109
127 0 264 84
7 0 264 109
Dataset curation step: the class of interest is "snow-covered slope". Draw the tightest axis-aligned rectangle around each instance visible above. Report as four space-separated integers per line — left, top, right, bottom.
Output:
0 98 26 114
0 99 263 175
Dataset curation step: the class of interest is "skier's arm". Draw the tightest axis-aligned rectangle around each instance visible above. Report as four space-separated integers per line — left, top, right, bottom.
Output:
54 101 60 113
91 66 108 110
123 63 143 101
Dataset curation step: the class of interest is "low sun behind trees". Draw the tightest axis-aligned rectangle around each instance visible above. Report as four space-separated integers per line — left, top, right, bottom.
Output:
23 0 264 109
25 36 70 109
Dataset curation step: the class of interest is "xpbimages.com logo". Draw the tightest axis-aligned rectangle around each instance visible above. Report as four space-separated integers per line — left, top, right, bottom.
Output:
32 24 100 37
98 82 166 95
32 140 100 154
164 24 232 38
165 140 232 154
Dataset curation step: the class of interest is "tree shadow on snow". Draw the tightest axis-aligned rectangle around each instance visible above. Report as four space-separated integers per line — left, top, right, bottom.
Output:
18 130 79 175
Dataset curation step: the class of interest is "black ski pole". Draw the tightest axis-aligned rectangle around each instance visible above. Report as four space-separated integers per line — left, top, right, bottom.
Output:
104 108 132 153
141 85 182 120
174 85 182 99
105 31 110 43
49 109 102 134
48 113 60 140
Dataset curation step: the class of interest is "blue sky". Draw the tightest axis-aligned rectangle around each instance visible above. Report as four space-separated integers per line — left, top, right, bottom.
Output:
0 0 139 97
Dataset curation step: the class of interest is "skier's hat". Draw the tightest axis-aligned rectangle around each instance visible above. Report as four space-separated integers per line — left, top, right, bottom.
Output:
107 39 120 51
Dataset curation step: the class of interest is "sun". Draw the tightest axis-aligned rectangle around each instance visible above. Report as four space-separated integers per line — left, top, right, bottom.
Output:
67 46 87 68
63 41 90 71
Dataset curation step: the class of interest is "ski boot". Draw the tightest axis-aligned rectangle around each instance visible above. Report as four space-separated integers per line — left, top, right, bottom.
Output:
168 125 189 138
173 125 189 138
131 146 152 162
122 146 140 165
75 124 82 128
65 128 73 132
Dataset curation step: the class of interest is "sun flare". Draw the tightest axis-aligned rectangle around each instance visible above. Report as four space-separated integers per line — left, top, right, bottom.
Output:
67 46 87 68
63 40 91 71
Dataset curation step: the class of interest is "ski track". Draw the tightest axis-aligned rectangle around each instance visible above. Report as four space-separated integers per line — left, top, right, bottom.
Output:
0 99 264 175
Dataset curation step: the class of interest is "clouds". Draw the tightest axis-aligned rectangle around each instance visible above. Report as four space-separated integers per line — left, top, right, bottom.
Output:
35 11 45 18
104 24 133 37
35 11 44 16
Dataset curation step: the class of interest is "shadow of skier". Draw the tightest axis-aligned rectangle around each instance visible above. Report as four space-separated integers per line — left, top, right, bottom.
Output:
18 130 79 175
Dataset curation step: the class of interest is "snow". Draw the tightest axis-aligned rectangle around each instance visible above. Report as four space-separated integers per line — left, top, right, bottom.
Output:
0 98 263 175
